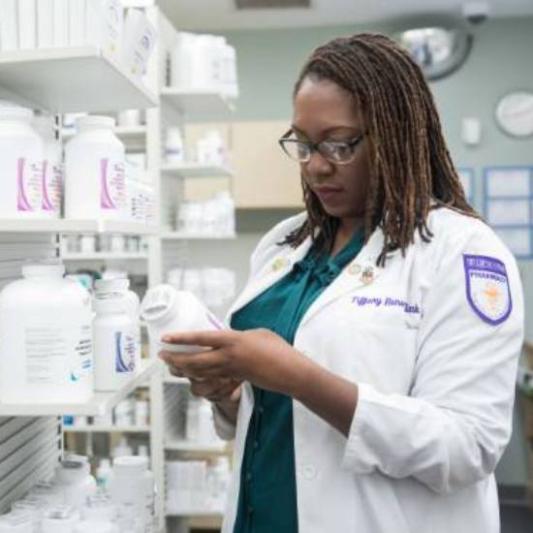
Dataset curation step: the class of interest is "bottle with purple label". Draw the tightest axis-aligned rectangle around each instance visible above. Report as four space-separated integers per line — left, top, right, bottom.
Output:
140 285 224 355
64 115 127 221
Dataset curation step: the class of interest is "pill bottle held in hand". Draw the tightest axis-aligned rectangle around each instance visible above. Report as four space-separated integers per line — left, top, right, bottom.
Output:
140 285 224 354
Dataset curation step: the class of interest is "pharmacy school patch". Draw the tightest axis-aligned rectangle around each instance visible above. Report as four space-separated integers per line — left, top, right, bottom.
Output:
463 254 512 326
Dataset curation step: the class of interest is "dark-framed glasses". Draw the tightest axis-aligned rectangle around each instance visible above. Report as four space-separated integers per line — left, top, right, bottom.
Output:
278 129 365 165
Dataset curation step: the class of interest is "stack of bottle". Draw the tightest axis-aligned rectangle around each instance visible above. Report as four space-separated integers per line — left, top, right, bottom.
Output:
0 264 142 405
0 103 155 225
175 193 235 236
0 2 157 80
0 455 156 533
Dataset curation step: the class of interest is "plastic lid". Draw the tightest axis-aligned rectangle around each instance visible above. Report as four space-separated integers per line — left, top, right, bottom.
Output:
56 460 86 484
94 297 127 314
94 278 130 294
22 263 65 278
76 115 115 131
0 103 33 122
140 284 176 323
113 456 148 475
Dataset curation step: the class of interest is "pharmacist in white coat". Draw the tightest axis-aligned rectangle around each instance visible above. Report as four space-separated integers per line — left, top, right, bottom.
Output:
160 33 524 533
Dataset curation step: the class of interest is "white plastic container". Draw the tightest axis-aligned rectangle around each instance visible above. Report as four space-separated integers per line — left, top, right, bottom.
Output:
164 127 185 164
53 0 69 47
95 460 113 490
0 104 44 219
65 115 126 221
37 0 54 48
86 0 123 60
134 400 149 426
109 456 155 532
94 277 141 368
33 115 62 219
42 507 80 533
117 109 141 128
0 1 19 51
121 8 157 78
18 0 36 50
0 263 93 404
68 0 86 47
93 297 136 391
140 286 223 354
54 460 97 510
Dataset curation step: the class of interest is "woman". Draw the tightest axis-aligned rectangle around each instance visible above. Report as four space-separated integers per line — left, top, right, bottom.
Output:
160 33 524 533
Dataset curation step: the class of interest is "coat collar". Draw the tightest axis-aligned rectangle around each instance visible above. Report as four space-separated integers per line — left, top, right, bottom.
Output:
226 224 393 327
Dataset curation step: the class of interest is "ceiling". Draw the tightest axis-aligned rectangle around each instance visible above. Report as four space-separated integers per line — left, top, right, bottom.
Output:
157 0 533 30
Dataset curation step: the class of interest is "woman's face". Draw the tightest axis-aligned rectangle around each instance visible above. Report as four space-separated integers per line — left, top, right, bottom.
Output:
292 77 371 222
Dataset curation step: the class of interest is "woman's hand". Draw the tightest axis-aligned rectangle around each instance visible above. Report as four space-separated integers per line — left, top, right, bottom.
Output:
158 328 307 396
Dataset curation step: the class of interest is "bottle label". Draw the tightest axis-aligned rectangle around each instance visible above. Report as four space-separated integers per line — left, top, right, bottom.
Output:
25 322 93 385
100 157 126 211
42 160 63 213
17 158 42 212
115 331 136 374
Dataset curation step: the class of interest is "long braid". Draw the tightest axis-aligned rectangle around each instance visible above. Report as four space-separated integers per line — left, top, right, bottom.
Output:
282 33 478 265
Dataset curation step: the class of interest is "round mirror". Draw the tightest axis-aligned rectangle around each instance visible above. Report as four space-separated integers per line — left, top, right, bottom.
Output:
393 19 473 80
495 91 533 138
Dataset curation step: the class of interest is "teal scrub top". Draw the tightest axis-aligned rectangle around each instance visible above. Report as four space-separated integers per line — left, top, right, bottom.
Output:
230 230 365 533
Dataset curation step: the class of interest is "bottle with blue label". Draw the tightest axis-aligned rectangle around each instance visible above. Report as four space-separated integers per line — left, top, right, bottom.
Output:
93 296 136 391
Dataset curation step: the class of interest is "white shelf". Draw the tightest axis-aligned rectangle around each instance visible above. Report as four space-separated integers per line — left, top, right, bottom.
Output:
165 440 229 453
165 510 224 518
0 46 157 113
161 232 236 240
0 359 159 417
161 88 235 121
62 252 149 261
64 425 150 433
0 220 158 235
161 162 233 179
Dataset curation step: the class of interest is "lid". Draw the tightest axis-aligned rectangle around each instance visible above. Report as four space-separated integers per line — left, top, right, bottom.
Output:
140 284 177 324
98 458 111 470
94 278 130 294
76 115 115 131
94 297 127 314
113 456 148 475
0 102 33 122
56 460 85 484
22 263 65 278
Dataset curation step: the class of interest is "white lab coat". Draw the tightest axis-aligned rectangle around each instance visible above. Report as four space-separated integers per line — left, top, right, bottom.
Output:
215 207 524 533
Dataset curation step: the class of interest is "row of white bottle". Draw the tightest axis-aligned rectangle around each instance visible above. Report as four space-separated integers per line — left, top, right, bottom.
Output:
0 264 141 404
169 32 238 99
0 104 155 224
0 2 157 80
175 193 236 236
0 455 156 533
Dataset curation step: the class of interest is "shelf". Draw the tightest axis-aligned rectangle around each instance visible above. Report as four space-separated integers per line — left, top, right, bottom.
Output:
161 162 232 179
0 220 158 235
0 359 159 417
161 88 235 122
165 440 229 453
64 425 150 433
62 252 149 261
166 510 224 519
161 232 236 240
0 46 157 113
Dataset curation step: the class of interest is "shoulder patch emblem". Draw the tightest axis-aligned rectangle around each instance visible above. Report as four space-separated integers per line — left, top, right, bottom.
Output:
463 254 512 326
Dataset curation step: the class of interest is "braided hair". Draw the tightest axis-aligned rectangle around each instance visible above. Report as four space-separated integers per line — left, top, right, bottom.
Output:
282 33 478 265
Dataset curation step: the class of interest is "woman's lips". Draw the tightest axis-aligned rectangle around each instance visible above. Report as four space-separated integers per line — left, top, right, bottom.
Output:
313 185 344 202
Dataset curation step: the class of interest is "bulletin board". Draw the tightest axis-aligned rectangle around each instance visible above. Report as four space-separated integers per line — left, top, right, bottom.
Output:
457 167 475 205
483 166 533 259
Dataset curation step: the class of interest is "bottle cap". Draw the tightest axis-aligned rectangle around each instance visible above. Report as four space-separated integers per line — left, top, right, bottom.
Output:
140 284 177 323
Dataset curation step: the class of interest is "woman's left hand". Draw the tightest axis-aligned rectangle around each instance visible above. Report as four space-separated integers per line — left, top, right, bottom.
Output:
159 328 306 395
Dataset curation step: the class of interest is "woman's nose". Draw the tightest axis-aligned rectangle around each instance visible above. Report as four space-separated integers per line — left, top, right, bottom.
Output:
302 150 334 181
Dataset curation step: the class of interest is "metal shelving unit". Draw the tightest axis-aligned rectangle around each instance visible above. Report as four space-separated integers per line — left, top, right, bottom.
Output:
64 425 151 433
161 162 233 179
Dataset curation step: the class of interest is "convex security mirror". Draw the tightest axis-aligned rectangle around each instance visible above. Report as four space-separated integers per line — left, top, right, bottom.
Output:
495 91 533 138
393 18 473 80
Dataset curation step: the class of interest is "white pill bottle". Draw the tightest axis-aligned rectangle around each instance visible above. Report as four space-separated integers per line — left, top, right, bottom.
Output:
0 263 93 404
93 297 136 391
140 285 224 355
0 103 43 219
64 115 126 221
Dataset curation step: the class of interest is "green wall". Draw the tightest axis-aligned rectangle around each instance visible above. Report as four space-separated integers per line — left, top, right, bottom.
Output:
221 18 533 487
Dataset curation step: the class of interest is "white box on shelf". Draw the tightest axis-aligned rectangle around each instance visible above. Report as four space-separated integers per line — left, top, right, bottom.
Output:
86 0 124 61
37 0 54 48
53 0 69 47
122 8 157 79
0 0 19 51
68 0 86 47
19 0 37 50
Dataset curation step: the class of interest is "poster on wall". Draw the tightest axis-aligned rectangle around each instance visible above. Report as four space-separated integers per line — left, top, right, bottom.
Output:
483 166 533 258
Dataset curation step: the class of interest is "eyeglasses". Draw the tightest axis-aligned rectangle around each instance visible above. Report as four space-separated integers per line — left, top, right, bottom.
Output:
278 129 365 165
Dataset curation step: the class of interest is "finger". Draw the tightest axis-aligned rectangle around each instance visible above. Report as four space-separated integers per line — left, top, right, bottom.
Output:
161 329 234 348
